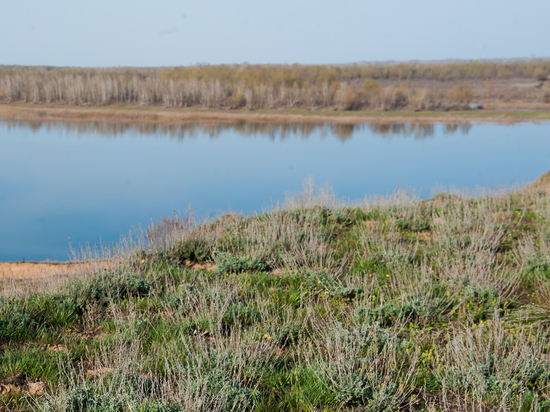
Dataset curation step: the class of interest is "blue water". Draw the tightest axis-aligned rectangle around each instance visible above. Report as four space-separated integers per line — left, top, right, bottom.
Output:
0 120 549 262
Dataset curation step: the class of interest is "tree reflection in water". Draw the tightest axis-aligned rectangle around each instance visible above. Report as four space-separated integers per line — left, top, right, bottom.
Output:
0 117 470 141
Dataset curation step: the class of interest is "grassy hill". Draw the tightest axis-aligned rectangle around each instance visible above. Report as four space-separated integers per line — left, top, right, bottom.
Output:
1 182 550 411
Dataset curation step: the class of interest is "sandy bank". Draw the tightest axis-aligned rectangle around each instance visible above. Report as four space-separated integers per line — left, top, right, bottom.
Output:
0 261 107 281
1 105 550 126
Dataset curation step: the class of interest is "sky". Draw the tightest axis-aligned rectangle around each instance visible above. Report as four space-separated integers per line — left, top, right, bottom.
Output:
1 0 549 67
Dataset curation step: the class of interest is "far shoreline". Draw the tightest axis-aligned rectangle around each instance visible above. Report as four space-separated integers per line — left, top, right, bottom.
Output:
1 104 550 126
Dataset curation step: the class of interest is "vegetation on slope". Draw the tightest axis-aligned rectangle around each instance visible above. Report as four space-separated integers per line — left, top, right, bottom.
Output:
1 184 550 411
1 61 550 111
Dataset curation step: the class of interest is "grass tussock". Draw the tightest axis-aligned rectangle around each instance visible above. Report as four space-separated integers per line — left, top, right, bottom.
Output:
2 181 550 411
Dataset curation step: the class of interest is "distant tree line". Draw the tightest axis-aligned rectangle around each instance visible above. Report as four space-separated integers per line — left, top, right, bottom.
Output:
1 61 549 110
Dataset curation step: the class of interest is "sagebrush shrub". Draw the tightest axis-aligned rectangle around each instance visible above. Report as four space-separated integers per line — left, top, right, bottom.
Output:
75 271 151 305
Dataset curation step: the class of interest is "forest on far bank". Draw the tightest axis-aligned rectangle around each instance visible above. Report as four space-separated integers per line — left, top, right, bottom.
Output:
1 61 550 111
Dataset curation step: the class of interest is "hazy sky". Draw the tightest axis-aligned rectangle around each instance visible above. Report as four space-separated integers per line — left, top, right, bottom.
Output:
1 0 549 67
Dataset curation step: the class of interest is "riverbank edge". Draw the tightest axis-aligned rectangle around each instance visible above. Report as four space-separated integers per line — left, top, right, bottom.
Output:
2 170 549 271
1 104 550 126
2 104 549 270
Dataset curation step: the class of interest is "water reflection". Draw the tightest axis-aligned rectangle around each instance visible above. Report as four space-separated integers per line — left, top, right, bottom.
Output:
0 118 470 141
369 123 471 139
1 117 548 262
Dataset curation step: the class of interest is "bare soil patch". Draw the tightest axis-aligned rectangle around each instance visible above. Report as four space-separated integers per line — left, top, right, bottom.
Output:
0 375 46 395
182 259 216 271
86 367 115 378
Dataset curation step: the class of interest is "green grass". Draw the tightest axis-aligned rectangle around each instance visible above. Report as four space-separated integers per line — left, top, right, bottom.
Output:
2 187 550 410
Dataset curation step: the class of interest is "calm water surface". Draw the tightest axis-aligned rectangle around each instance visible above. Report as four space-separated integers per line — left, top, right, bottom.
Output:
1 120 549 262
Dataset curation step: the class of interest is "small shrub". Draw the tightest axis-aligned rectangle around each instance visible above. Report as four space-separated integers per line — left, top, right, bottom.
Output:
60 387 122 412
320 207 357 227
395 217 431 232
35 293 81 327
45 386 181 412
271 324 304 348
165 237 212 264
364 209 384 221
352 255 388 274
300 269 339 290
461 285 500 322
184 360 258 411
328 286 364 300
0 310 36 342
75 271 151 305
446 83 474 104
534 68 548 82
222 302 260 327
213 252 267 275
525 251 550 278
355 302 416 327
313 323 414 409
0 293 83 342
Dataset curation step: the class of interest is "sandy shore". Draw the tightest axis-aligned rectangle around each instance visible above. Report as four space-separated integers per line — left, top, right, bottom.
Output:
0 261 106 281
1 105 550 126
